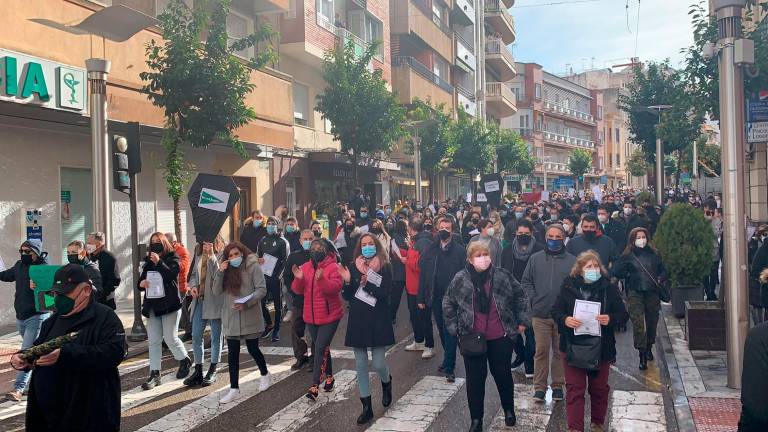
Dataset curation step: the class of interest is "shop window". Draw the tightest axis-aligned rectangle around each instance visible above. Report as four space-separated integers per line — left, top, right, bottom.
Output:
293 82 310 126
227 9 254 59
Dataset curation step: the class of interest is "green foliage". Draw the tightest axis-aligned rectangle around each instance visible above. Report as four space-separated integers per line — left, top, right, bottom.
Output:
635 190 654 206
680 135 721 176
664 154 678 177
627 147 650 177
446 111 493 176
316 40 407 182
654 203 714 287
491 124 536 175
567 149 593 182
405 98 453 173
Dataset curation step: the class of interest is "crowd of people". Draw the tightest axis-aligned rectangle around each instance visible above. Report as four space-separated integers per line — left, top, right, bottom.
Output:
5 184 768 431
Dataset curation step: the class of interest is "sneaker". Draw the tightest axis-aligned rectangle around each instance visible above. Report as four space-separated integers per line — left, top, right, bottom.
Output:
259 374 270 391
405 341 425 351
591 423 605 432
291 356 309 371
525 372 534 379
323 375 335 392
220 388 240 404
533 390 546 403
261 325 274 339
6 390 22 402
271 333 280 343
306 385 319 401
551 388 564 401
282 310 293 323
421 348 435 359
446 373 456 383
437 365 446 373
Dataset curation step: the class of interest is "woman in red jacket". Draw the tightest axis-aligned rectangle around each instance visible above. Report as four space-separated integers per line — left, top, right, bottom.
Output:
291 239 344 401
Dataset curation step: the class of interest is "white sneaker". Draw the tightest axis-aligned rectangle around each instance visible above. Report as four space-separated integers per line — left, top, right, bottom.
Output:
405 342 425 352
282 310 293 323
525 373 534 379
259 374 270 392
421 348 435 359
220 388 240 404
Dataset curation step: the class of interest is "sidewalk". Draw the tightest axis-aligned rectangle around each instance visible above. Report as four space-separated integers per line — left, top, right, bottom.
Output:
658 303 742 432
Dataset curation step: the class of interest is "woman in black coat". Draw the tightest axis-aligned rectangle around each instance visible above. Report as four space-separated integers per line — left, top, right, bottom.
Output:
137 232 191 390
388 218 409 323
551 250 628 432
339 233 395 425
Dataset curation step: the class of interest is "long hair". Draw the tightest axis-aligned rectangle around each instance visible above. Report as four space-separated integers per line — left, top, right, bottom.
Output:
622 227 657 256
149 232 174 255
353 233 390 264
221 241 252 296
570 250 607 278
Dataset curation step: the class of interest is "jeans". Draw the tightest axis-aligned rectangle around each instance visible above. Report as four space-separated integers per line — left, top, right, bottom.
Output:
15 313 50 391
563 359 611 431
463 337 515 420
261 277 282 333
389 280 405 322
532 317 565 393
307 320 340 385
432 295 456 373
191 301 222 365
147 310 189 371
407 294 434 348
227 338 268 388
353 346 390 398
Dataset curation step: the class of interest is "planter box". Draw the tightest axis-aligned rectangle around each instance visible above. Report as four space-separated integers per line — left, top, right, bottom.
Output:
685 300 726 351
672 284 704 318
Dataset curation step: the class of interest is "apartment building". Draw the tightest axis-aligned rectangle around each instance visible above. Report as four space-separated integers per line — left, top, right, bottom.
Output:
502 62 604 192
482 0 516 124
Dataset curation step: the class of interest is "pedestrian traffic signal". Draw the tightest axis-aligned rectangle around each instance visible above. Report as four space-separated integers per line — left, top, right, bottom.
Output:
111 122 141 195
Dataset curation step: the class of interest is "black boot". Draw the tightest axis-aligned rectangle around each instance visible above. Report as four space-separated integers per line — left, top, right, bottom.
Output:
468 419 483 432
639 351 648 371
504 409 516 426
646 345 654 361
382 376 393 407
142 370 161 391
176 357 192 379
184 364 204 387
356 396 374 424
202 363 218 387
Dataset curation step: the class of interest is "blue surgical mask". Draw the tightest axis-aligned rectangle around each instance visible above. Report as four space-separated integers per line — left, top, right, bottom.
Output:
360 212 368 218
286 226 296 233
361 245 377 258
302 240 312 251
515 212 524 219
584 269 601 283
546 238 564 252
230 256 243 268
266 225 277 235
254 219 262 228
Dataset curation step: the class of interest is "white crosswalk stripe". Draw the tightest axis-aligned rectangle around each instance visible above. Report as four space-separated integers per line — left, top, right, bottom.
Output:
609 390 666 432
365 375 465 432
489 384 554 431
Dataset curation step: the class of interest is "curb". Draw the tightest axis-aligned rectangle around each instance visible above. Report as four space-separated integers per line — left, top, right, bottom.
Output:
657 304 697 432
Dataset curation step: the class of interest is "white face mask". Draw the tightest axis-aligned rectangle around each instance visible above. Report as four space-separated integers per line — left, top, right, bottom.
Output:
598 214 608 224
623 207 633 216
562 223 571 233
486 228 495 237
86 244 97 254
635 238 647 249
472 255 492 271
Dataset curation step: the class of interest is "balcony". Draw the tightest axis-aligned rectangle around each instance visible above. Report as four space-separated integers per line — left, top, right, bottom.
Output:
392 56 455 108
250 0 290 14
501 0 515 7
485 82 517 118
485 38 516 81
452 0 475 25
336 27 382 62
454 32 476 71
392 0 453 62
456 85 477 116
542 100 596 125
541 161 569 174
541 131 596 150
484 0 516 44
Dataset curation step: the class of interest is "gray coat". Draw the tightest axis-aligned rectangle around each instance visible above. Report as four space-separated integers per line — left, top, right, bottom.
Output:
188 253 223 320
212 254 267 338
443 267 530 338
521 250 576 319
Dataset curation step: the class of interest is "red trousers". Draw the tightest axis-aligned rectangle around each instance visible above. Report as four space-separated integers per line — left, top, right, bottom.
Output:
562 356 611 432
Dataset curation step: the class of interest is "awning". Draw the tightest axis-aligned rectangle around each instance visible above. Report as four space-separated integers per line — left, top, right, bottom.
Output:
391 177 429 187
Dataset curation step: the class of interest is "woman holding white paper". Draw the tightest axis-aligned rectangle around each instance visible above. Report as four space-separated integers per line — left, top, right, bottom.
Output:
338 233 395 424
551 251 628 432
137 232 191 391
212 241 270 404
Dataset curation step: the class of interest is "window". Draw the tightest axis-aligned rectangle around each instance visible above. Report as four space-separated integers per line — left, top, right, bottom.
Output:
156 0 191 16
227 10 253 59
535 83 542 100
286 0 297 19
293 82 309 126
597 105 603 120
317 0 334 21
608 153 613 167
364 15 383 56
519 116 525 128
615 128 620 143
433 55 449 81
616 154 621 166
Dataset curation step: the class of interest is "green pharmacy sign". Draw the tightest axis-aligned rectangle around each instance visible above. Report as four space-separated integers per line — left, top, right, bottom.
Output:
0 49 86 113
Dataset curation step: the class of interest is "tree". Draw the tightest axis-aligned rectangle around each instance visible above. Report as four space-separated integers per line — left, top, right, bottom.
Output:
316 41 407 183
627 147 650 178
491 124 537 175
567 149 593 191
405 98 453 202
141 0 276 239
680 135 721 176
446 110 493 199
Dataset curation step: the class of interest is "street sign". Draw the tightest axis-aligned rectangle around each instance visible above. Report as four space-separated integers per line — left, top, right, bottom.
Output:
600 175 607 184
747 100 768 122
748 122 768 143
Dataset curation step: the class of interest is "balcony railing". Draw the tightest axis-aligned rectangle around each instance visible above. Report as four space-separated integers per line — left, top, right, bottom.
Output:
542 130 595 149
485 81 516 103
336 27 383 62
393 56 455 94
413 0 452 36
543 100 595 124
455 83 475 101
455 31 474 54
484 0 516 34
509 127 534 138
485 37 514 65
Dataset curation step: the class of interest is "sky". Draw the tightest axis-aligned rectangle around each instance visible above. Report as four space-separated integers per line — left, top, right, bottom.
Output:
510 0 698 75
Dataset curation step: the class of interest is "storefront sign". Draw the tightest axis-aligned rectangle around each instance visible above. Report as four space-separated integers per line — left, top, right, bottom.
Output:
198 188 230 212
748 122 768 143
747 99 768 123
0 49 86 113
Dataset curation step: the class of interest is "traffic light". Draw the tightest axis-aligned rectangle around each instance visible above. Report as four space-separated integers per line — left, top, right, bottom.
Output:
111 121 141 195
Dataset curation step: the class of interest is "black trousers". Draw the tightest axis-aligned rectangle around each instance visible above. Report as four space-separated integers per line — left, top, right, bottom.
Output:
704 260 719 300
178 294 192 334
261 277 282 332
227 338 268 388
407 294 434 348
463 336 515 420
291 302 308 360
513 327 535 374
307 320 340 386
389 280 406 322
738 406 768 432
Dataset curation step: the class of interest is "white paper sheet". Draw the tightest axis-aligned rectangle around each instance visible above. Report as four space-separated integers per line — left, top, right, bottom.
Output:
573 299 602 336
234 292 255 304
335 234 347 249
354 286 377 307
391 239 402 259
484 180 500 192
366 268 383 287
540 191 550 202
476 193 488 202
0 254 5 272
260 253 278 277
358 225 369 234
146 271 165 299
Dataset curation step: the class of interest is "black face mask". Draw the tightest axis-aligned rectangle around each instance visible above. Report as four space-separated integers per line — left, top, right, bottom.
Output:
424 224 433 231
438 229 451 241
67 254 83 264
344 225 355 233
150 243 164 254
471 219 479 225
313 230 322 238
21 254 34 265
371 227 382 234
530 213 539 220
583 231 596 241
310 250 326 264
386 224 394 232
517 234 532 245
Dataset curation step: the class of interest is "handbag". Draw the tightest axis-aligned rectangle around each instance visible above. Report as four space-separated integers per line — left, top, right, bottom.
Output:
632 253 670 302
458 276 493 357
566 287 606 371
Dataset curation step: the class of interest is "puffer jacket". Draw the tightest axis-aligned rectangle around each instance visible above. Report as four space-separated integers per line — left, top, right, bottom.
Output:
610 247 666 293
212 254 267 337
405 231 433 296
443 266 530 338
291 254 344 325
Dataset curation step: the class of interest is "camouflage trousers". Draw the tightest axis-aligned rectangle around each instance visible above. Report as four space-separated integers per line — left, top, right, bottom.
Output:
627 290 661 351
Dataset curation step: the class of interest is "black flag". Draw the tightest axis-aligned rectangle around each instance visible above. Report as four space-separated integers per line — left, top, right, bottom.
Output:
480 173 504 208
187 174 240 243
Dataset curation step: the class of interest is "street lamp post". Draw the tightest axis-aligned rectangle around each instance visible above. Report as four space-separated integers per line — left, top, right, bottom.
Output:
406 119 438 205
648 105 672 205
87 58 112 242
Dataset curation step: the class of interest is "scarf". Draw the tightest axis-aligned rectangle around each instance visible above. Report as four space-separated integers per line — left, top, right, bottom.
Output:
355 255 382 279
468 265 492 314
511 237 535 262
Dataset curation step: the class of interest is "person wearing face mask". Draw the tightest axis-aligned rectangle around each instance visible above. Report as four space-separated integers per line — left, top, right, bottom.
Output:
86 231 120 310
551 251 628 432
596 205 627 252
1 239 50 402
389 218 409 325
283 217 302 253
620 201 649 234
291 240 344 401
284 230 316 371
65 241 104 301
462 212 482 245
520 224 576 403
11 264 127 431
212 241 271 403
404 217 436 357
337 217 360 268
256 216 289 342
703 203 722 301
240 210 267 253
338 234 395 424
610 228 666 370
566 214 617 269
561 215 579 245
310 220 324 239
370 219 392 255
137 233 191 391
357 206 372 229
527 207 546 244
469 219 503 267
443 242 530 431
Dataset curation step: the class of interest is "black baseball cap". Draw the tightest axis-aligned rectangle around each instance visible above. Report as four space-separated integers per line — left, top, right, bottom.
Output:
52 264 90 294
